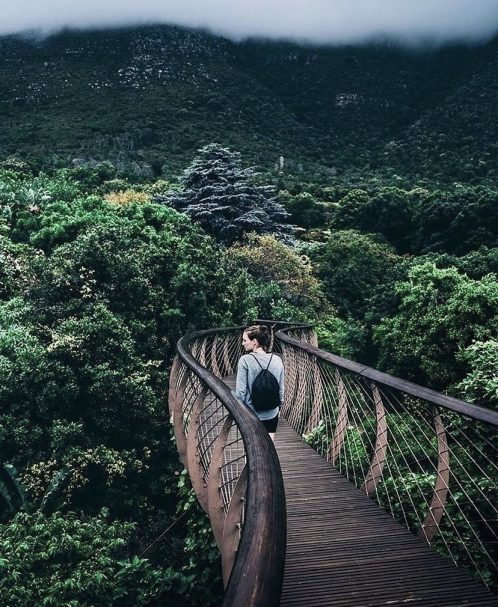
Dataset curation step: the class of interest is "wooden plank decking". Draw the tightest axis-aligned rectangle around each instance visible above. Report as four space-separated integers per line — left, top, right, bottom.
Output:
274 419 497 607
221 374 496 606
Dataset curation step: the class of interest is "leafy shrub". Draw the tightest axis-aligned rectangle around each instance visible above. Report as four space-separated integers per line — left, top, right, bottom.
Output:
458 340 498 410
374 263 498 390
0 510 191 607
226 233 324 312
278 191 327 229
104 190 151 206
314 229 404 319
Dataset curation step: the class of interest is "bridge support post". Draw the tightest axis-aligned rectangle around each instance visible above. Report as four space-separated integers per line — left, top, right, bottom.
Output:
169 356 189 467
186 386 210 513
328 370 349 465
419 407 450 543
361 383 388 496
208 415 234 549
221 466 248 588
211 335 221 377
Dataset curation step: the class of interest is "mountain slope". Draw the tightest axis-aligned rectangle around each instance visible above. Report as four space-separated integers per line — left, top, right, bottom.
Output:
0 25 496 183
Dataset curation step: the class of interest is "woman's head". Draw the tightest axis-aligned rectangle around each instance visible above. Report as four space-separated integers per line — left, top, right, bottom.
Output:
242 324 271 352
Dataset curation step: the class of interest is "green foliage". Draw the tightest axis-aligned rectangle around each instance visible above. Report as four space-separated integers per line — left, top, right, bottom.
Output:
0 188 232 458
22 446 154 519
414 186 498 254
278 191 327 229
314 230 406 319
330 187 419 252
0 510 192 607
302 420 330 454
314 315 367 360
0 222 36 300
376 471 436 529
374 263 498 389
0 463 71 521
72 161 118 191
38 468 73 515
0 158 33 175
458 341 498 410
328 189 370 230
225 233 325 315
328 185 498 256
0 465 27 518
0 165 237 604
0 169 82 236
417 247 498 280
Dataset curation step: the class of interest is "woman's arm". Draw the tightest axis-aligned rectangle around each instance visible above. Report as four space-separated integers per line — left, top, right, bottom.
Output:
233 357 249 404
278 366 285 405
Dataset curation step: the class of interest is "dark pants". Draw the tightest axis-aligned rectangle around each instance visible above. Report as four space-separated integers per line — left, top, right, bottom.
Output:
261 414 279 433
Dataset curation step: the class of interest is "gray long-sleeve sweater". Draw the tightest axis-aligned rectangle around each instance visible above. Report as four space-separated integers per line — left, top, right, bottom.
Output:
233 352 284 420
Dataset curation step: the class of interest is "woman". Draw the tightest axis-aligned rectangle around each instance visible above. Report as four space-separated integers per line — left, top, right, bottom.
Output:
233 324 284 441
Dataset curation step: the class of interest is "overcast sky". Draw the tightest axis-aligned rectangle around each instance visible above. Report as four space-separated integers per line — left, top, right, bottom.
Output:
1 0 498 46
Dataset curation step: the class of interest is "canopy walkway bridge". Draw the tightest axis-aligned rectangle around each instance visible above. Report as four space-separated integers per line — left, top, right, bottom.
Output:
169 322 498 607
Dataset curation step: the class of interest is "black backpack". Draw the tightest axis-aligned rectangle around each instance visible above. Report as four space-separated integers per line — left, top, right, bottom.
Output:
248 354 281 412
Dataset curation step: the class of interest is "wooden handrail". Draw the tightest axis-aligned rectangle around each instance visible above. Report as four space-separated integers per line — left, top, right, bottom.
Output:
175 329 287 607
276 327 498 427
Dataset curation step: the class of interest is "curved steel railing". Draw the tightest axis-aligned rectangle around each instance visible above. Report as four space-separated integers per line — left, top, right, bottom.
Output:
169 323 293 607
276 325 498 591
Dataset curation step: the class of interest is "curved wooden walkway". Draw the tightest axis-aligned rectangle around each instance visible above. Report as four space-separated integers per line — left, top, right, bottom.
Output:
224 375 497 607
275 419 497 607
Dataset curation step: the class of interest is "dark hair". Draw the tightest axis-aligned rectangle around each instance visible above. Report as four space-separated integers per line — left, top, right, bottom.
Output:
244 325 271 351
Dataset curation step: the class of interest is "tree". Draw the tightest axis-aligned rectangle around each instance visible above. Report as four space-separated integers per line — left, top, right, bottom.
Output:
414 185 498 255
278 191 326 229
314 230 405 320
330 187 421 253
374 263 498 390
226 234 324 312
328 188 370 231
159 144 291 245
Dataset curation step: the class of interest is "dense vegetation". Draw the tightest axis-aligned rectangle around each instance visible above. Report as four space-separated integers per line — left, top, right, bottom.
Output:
0 163 231 605
0 22 497 605
0 25 497 184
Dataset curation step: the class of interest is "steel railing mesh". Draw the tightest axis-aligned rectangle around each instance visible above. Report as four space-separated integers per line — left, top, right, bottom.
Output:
171 323 497 598
278 334 498 591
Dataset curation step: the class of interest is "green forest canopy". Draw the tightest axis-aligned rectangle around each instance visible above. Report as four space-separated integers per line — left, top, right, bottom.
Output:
0 141 497 604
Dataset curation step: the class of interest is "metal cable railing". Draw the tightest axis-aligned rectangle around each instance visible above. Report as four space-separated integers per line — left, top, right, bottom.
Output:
277 325 498 592
170 321 498 603
169 323 297 607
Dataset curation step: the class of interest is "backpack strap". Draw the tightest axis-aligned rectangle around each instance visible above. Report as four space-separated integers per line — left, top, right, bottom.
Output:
249 353 273 371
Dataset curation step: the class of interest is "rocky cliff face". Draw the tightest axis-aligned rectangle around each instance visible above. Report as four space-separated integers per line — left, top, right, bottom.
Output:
0 25 496 183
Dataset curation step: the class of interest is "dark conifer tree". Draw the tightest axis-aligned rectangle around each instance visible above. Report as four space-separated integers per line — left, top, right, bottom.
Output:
159 144 292 244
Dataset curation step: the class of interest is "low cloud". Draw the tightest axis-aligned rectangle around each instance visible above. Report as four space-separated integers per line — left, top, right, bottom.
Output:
1 0 498 46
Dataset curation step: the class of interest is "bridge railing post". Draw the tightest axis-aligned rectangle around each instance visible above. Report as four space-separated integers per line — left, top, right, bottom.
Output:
275 327 498 591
